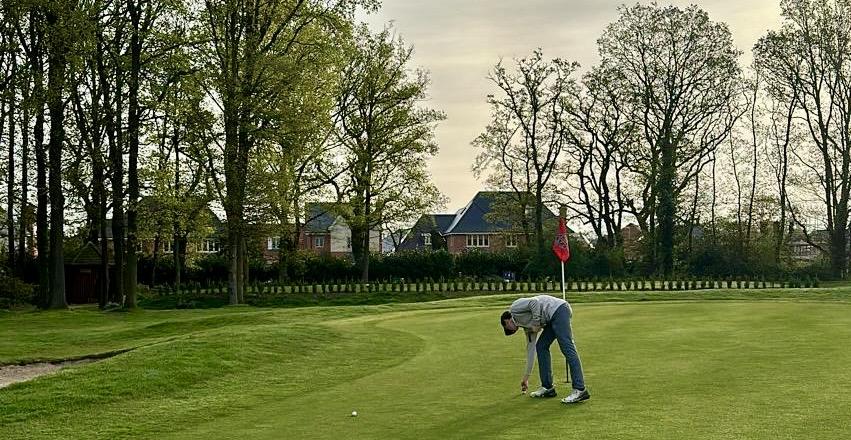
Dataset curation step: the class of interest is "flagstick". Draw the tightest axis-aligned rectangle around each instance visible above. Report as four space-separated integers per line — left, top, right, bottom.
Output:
561 259 569 384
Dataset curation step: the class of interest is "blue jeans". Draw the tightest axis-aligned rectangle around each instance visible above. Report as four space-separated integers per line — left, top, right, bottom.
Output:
537 304 585 390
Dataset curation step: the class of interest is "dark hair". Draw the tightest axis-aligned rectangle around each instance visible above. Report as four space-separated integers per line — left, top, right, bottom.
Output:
500 311 516 336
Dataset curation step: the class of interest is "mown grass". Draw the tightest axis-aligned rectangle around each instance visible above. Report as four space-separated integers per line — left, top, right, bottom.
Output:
2 289 851 439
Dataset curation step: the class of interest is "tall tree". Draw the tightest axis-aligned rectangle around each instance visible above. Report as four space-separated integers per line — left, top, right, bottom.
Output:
142 50 214 289
17 40 30 270
124 0 177 307
103 0 127 305
334 26 445 281
68 3 116 307
473 49 576 256
755 0 851 278
563 65 635 250
0 9 14 270
44 0 80 308
597 3 740 274
15 3 50 306
251 39 341 281
763 81 800 265
198 0 373 302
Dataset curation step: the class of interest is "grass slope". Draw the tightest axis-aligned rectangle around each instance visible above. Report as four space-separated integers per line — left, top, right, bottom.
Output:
2 293 851 438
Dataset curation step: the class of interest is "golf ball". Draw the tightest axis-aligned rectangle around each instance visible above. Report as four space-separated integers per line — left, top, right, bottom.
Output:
351 411 358 417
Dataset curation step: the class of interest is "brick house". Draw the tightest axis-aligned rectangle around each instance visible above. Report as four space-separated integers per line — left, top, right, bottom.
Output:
104 207 224 257
261 203 382 261
395 214 455 252
399 191 558 254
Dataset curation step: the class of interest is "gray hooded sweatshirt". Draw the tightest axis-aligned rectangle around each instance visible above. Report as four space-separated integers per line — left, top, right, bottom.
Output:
509 295 571 377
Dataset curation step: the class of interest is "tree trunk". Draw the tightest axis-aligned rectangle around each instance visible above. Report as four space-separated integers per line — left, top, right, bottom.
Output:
361 189 371 282
29 13 49 307
173 234 182 291
109 78 125 305
7 57 17 271
98 194 109 310
92 125 108 309
239 235 247 303
151 235 159 287
19 70 30 268
124 0 142 308
228 226 238 304
657 136 676 275
45 4 73 309
223 67 241 304
831 207 849 279
534 187 545 256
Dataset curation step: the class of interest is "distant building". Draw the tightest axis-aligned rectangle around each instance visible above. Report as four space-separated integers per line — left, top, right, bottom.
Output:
260 203 382 262
788 229 830 263
399 191 559 254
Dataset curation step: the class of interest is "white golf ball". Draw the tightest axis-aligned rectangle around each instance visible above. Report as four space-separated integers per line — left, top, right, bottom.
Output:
351 411 358 417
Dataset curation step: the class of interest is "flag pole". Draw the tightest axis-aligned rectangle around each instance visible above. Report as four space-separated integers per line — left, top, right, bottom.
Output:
558 204 569 384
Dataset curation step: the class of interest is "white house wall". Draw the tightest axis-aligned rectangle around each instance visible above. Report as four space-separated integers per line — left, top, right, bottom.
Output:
329 217 382 253
330 222 351 253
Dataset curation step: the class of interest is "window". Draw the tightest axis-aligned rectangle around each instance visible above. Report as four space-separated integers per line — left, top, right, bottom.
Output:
466 234 489 248
314 236 325 248
200 239 220 253
422 233 432 246
267 236 281 250
794 244 815 256
505 234 518 248
346 237 352 249
162 240 174 253
135 241 144 253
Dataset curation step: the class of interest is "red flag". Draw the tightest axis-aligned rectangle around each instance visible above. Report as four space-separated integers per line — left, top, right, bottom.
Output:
552 216 570 263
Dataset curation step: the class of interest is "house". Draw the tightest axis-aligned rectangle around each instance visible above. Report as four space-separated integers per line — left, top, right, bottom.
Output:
619 223 644 261
98 205 224 257
788 229 830 263
381 229 408 254
396 214 455 252
261 203 382 261
399 191 558 254
65 242 115 304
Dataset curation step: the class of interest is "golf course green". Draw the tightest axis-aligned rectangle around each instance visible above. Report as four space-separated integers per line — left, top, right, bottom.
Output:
2 293 851 439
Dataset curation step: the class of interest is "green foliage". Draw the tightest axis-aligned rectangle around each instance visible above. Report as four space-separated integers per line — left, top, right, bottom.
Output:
370 250 454 280
0 274 35 308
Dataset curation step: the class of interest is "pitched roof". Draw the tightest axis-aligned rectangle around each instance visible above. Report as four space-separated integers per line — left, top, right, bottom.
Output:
433 214 455 233
396 213 455 250
67 242 114 266
444 191 556 234
303 203 343 233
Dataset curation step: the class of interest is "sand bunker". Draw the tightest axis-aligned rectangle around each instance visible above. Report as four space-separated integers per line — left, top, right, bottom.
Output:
0 359 97 389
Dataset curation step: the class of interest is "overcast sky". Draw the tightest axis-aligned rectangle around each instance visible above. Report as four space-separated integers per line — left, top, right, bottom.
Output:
361 0 784 213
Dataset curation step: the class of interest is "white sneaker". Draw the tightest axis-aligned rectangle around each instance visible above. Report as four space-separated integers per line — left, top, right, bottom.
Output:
561 388 590 404
529 387 557 398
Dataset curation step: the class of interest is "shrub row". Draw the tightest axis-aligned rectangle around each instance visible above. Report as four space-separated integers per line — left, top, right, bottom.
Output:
144 275 818 300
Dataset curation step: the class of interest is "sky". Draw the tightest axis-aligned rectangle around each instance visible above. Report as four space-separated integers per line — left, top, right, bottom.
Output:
361 0 784 213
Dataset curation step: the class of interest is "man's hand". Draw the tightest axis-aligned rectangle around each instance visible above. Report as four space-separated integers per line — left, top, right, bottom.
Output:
529 324 542 333
520 375 529 394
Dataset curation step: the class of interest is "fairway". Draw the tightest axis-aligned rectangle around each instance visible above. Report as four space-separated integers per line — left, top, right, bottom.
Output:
2 298 851 439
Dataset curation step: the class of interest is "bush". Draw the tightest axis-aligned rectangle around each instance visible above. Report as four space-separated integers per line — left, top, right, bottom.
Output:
0 274 35 308
370 250 454 281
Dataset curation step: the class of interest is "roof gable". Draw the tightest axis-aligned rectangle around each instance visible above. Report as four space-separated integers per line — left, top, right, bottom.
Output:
444 192 556 234
303 203 342 232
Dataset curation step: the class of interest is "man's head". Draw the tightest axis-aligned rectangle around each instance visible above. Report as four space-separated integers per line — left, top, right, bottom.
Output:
500 311 518 336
